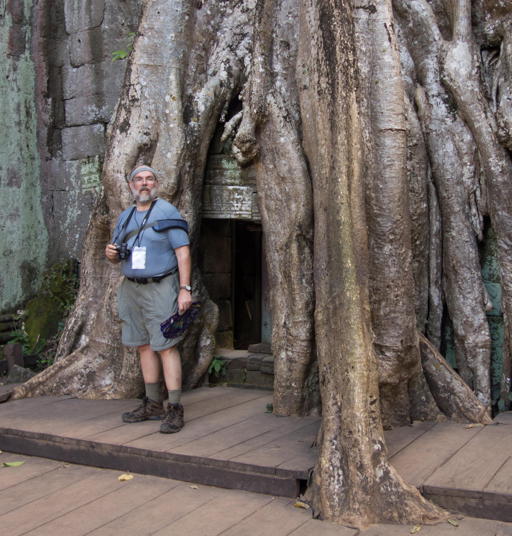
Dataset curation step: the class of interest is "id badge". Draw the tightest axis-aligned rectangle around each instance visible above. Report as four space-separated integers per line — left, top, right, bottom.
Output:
131 246 147 270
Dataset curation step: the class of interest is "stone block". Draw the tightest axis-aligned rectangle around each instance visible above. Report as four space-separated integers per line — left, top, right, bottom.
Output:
48 188 97 259
203 273 231 300
45 158 71 190
68 28 104 66
61 124 105 161
62 61 125 100
64 0 105 33
47 38 69 67
7 364 36 384
64 93 118 126
260 355 275 375
245 370 274 389
248 342 272 354
228 368 247 384
247 353 263 371
102 1 142 35
3 343 24 370
225 356 247 370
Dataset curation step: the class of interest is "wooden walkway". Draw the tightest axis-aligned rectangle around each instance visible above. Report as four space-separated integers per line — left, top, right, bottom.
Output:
3 452 512 536
0 386 511 522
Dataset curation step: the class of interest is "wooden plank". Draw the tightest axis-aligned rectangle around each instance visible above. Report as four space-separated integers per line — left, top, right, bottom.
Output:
0 463 99 517
87 483 222 536
0 467 133 536
289 519 357 536
361 516 511 536
163 407 308 458
277 449 318 473
384 420 436 457
124 394 272 453
423 487 512 523
88 389 270 447
217 497 310 536
21 473 178 536
485 456 512 494
0 388 228 440
211 417 319 462
57 387 232 441
151 488 274 536
0 396 70 418
0 398 131 435
0 452 63 491
0 428 301 497
389 421 482 487
424 422 512 492
229 421 319 472
494 411 512 425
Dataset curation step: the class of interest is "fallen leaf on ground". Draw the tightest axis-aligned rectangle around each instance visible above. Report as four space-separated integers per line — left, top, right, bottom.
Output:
189 484 199 489
3 461 25 467
118 473 134 481
294 501 310 510
410 525 422 534
464 423 484 429
447 519 459 527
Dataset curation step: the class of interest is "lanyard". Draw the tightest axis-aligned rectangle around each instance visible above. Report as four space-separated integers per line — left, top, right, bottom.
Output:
132 200 157 247
113 205 136 245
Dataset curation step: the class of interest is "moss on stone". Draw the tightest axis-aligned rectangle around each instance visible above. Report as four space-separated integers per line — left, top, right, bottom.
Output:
22 260 79 352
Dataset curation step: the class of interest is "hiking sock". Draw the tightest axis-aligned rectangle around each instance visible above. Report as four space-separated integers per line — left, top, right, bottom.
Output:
145 382 164 403
168 389 182 405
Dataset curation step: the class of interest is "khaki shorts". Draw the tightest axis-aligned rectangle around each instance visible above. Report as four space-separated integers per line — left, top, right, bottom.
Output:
117 272 184 351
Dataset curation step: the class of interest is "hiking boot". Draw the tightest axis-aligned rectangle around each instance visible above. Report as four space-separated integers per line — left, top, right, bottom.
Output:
160 403 184 434
122 397 164 423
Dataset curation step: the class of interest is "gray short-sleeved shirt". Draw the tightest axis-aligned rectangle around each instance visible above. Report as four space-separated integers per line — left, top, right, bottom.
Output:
112 198 189 278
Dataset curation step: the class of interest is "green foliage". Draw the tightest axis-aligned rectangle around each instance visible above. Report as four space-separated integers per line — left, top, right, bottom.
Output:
112 32 136 62
9 260 79 371
208 357 227 378
111 49 129 61
41 260 80 313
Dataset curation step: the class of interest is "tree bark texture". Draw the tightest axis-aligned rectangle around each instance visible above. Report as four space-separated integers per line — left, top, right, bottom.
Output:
11 0 512 526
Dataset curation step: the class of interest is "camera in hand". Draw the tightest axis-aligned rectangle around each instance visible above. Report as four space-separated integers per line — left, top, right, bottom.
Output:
117 243 131 260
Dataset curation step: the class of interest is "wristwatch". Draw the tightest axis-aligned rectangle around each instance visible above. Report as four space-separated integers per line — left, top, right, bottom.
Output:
180 285 192 292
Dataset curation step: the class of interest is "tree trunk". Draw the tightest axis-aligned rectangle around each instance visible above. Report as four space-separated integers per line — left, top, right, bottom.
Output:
11 0 512 526
298 1 445 525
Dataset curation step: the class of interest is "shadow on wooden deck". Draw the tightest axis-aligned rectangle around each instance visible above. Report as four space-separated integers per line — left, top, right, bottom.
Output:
0 386 511 522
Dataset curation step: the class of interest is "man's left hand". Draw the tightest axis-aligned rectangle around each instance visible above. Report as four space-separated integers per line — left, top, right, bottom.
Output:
178 289 193 315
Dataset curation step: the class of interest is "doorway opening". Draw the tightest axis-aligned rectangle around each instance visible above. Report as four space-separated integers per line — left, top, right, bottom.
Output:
199 219 270 350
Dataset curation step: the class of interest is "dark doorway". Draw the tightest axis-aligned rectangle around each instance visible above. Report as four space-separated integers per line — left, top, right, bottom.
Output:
233 221 262 349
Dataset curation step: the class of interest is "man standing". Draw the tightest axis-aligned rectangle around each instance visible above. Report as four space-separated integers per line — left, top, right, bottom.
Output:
105 165 192 433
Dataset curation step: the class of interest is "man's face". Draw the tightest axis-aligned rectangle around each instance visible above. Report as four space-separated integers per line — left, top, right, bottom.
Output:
130 170 158 203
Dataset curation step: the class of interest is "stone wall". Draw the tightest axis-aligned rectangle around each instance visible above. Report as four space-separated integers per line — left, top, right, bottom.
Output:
0 0 47 312
40 0 141 264
0 0 141 313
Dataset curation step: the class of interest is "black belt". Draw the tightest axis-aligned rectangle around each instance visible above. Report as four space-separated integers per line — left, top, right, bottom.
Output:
126 267 177 284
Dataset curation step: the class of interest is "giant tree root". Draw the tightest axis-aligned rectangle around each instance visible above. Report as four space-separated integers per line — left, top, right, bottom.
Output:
419 333 493 424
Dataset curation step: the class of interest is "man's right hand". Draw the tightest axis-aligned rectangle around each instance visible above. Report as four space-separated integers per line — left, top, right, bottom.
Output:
105 243 121 263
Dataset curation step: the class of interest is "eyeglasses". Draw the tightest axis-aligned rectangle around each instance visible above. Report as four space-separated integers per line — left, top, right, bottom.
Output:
133 176 157 184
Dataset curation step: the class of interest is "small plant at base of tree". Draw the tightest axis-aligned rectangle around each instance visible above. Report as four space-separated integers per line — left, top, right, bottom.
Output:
208 357 226 378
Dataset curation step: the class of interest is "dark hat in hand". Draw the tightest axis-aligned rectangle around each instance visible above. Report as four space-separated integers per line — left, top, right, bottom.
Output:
160 301 201 339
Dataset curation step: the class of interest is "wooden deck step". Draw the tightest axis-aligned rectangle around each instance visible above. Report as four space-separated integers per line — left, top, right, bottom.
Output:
1 386 511 522
0 387 319 498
